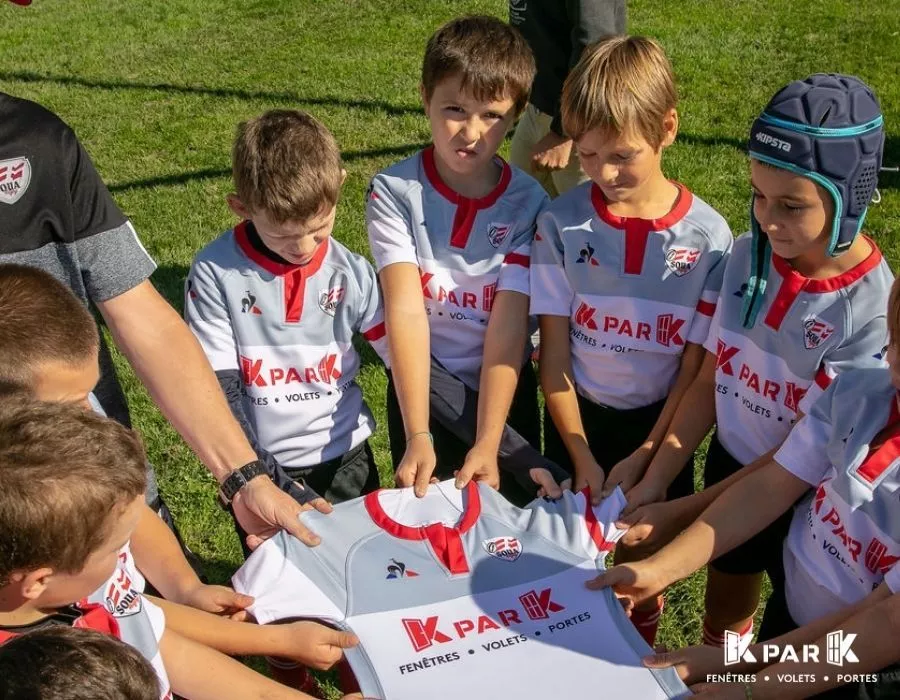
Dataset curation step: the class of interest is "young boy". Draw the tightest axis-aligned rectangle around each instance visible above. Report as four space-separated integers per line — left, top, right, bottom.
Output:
605 74 893 649
0 627 160 700
0 400 346 700
366 15 566 505
186 110 385 510
530 35 733 643
0 263 361 696
604 277 900 700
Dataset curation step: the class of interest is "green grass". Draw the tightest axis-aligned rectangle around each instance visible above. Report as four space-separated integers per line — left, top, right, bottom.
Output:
1 0 898 694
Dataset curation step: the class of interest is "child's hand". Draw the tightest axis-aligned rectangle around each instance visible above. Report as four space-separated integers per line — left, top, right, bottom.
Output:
531 132 573 171
574 459 605 505
395 433 438 498
278 621 359 670
615 498 694 558
585 560 668 614
622 477 667 515
601 447 652 497
176 583 254 621
531 468 571 499
643 644 728 686
455 445 501 491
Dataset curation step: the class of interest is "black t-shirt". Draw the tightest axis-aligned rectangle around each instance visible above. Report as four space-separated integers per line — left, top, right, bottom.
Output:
0 91 157 426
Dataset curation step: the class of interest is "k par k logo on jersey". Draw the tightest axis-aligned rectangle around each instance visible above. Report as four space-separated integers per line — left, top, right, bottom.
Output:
0 157 31 204
724 630 859 667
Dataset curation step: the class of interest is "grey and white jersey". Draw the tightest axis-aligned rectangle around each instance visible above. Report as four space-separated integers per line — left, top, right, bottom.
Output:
233 482 687 699
776 368 900 625
705 233 892 465
186 224 386 468
531 181 732 409
366 147 548 389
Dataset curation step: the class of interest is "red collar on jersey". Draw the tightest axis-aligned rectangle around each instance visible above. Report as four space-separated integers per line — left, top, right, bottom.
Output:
763 236 882 331
857 391 900 485
422 146 512 250
0 603 120 645
365 481 481 575
235 221 330 323
590 182 693 275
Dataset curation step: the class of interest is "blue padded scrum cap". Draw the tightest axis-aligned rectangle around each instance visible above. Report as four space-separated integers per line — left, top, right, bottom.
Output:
741 74 884 328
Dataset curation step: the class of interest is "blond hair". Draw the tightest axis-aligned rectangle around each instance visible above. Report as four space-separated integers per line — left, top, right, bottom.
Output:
232 110 342 224
561 36 677 147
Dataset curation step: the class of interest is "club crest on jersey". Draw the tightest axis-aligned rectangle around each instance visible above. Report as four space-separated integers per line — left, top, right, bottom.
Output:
487 222 512 248
482 536 522 562
103 554 143 618
318 286 345 316
802 315 835 350
0 157 31 205
386 558 419 579
664 246 701 276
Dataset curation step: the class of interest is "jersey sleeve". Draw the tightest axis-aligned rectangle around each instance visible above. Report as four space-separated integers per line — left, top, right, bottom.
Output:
687 235 732 345
183 256 239 372
496 215 541 297
774 385 835 486
529 210 574 316
799 314 889 415
62 126 157 302
353 256 389 365
702 293 725 355
365 175 418 272
232 533 345 625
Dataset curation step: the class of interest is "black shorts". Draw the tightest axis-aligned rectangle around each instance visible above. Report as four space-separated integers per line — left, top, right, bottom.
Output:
704 432 791 580
759 586 900 700
544 393 695 502
386 362 542 506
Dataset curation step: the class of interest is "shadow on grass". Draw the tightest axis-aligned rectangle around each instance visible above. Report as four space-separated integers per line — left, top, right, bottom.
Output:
109 142 429 193
0 69 421 117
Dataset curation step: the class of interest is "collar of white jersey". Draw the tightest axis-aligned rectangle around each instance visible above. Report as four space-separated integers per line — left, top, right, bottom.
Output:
365 480 481 540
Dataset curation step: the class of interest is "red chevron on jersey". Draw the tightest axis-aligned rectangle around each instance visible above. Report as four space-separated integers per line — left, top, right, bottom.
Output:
575 302 598 331
716 340 740 376
656 314 685 347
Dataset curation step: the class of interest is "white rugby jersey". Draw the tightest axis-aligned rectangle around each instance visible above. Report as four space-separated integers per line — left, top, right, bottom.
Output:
366 147 548 389
186 224 388 468
233 482 687 699
530 181 732 409
704 233 892 465
775 368 900 626
87 545 171 699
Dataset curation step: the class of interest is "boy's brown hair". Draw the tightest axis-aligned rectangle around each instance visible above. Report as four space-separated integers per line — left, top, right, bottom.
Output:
0 265 98 391
421 15 535 116
561 35 677 147
232 109 342 224
889 278 900 346
0 401 146 586
0 626 159 700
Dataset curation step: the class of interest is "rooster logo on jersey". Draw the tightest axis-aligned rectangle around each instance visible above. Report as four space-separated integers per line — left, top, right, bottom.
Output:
576 242 600 266
386 559 419 579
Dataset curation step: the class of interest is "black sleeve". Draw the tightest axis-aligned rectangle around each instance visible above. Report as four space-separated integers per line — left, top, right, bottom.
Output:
551 0 627 135
216 370 321 505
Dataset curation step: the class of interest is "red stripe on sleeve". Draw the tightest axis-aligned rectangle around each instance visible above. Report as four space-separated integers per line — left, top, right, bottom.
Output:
696 299 716 316
363 321 386 341
504 252 530 268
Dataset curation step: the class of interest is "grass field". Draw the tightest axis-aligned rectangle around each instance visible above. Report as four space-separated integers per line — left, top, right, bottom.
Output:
1 0 898 694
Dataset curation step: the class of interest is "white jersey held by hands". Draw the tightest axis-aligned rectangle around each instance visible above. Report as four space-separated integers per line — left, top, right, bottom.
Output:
233 481 688 699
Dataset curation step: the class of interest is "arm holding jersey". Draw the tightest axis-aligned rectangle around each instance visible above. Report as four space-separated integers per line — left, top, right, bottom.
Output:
366 176 436 496
531 210 606 504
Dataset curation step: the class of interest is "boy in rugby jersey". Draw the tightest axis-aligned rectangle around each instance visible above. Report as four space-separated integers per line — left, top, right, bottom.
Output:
606 280 900 700
601 74 893 650
530 35 733 643
366 15 568 504
187 110 387 512
0 401 348 700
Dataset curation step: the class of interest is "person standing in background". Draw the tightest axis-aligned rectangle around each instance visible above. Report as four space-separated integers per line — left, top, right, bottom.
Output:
509 0 626 197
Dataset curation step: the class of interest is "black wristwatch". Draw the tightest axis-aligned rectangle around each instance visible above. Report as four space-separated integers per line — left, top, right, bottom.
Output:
218 460 268 506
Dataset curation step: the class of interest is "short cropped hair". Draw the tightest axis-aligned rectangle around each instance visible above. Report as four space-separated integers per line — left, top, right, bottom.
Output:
0 626 159 700
0 401 147 586
0 265 98 391
232 109 342 224
422 15 535 115
562 36 677 147
889 278 900 346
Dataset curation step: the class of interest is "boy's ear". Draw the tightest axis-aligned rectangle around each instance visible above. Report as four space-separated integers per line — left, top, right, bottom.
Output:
660 108 679 149
15 568 54 601
419 83 430 116
226 194 251 220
